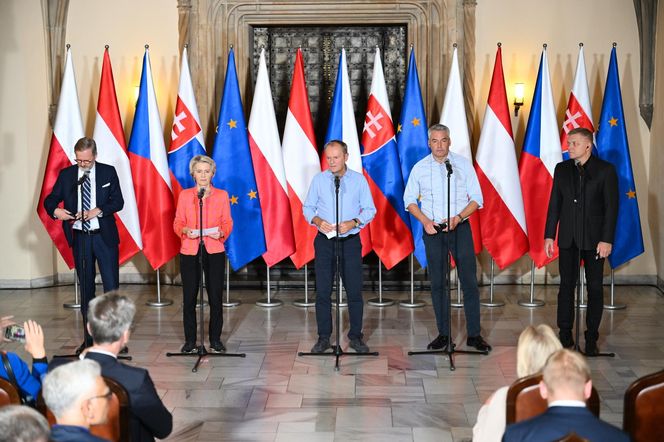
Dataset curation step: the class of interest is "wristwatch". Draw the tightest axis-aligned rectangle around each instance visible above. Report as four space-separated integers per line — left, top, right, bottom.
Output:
353 218 360 228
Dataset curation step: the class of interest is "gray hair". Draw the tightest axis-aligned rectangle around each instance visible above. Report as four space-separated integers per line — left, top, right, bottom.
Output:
0 405 50 442
43 359 101 419
428 123 450 138
87 292 136 344
189 154 217 176
323 139 348 155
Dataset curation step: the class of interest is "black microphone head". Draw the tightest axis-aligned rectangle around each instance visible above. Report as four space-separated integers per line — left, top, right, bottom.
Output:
444 159 453 174
576 161 585 176
197 187 206 199
334 175 340 187
77 171 90 185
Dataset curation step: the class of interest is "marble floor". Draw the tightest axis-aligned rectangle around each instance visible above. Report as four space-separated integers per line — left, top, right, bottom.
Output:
1 283 663 441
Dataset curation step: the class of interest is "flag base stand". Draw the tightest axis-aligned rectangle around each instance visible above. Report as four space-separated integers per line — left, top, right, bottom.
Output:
518 261 545 308
63 301 81 309
604 270 625 310
399 300 425 308
147 269 173 307
400 256 425 308
222 259 240 307
64 272 81 309
223 300 241 308
256 298 282 307
367 298 394 307
293 299 315 307
481 260 505 307
518 299 545 307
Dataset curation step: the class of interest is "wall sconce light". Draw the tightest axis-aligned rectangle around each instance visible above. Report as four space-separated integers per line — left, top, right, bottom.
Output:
513 83 525 116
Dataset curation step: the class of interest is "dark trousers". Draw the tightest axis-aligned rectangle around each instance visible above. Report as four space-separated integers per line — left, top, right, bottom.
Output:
314 233 363 340
180 248 225 344
422 222 481 337
558 246 605 340
73 232 119 345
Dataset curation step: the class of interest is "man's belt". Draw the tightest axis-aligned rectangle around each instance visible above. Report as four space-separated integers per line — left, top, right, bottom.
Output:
317 232 358 242
74 229 101 235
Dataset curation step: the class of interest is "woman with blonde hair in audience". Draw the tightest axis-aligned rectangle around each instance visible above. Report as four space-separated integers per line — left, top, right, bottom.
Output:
472 324 562 442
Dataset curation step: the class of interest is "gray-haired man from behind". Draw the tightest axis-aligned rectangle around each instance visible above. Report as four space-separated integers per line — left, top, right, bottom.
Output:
0 405 51 442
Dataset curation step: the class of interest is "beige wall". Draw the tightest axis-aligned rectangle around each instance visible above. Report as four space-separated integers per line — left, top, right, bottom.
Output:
0 0 658 285
474 0 655 280
652 2 664 288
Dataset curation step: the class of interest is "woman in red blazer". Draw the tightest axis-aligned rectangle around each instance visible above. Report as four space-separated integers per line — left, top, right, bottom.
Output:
173 155 233 353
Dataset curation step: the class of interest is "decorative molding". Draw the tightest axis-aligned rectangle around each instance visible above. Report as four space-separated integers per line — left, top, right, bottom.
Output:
40 0 70 127
633 0 657 129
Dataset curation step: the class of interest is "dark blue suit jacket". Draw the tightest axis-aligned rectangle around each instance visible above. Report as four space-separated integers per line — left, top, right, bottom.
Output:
503 406 629 442
43 162 123 248
50 424 109 442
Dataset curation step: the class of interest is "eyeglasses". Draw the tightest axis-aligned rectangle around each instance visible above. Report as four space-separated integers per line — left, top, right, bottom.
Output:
88 390 113 401
75 159 94 165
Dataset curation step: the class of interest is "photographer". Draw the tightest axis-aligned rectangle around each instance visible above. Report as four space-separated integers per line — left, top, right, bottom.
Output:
1 319 48 402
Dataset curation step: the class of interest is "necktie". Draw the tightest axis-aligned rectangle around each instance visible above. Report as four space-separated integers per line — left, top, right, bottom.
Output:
81 171 91 231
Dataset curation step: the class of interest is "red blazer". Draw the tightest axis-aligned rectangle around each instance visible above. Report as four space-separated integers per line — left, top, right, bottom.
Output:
173 186 233 256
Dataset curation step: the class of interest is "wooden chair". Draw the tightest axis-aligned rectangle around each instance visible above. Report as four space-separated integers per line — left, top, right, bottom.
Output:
506 373 600 424
37 376 130 442
0 377 21 406
623 368 664 442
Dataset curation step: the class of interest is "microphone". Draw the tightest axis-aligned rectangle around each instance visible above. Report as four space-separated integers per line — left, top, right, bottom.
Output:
197 187 206 199
334 175 340 190
576 161 585 178
444 159 453 175
77 171 90 186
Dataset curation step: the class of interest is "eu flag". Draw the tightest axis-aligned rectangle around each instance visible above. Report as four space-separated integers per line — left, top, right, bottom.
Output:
596 46 644 268
211 49 267 270
396 48 429 268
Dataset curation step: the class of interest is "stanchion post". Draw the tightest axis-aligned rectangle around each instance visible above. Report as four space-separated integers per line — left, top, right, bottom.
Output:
480 259 505 307
147 268 173 307
368 258 394 307
400 254 425 308
604 268 626 310
63 269 81 309
294 263 316 307
256 263 282 307
518 260 545 307
223 257 240 307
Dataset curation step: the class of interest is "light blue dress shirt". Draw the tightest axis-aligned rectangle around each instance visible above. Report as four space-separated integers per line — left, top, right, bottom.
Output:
303 169 376 237
403 151 483 223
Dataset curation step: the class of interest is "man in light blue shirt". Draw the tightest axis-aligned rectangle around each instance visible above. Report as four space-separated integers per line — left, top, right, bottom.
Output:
303 140 376 354
403 124 491 352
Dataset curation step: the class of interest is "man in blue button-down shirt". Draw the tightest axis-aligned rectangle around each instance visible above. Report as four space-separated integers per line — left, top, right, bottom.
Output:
303 140 376 354
403 124 491 353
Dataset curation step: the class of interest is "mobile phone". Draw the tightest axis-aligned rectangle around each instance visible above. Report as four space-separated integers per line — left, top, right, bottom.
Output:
4 324 25 343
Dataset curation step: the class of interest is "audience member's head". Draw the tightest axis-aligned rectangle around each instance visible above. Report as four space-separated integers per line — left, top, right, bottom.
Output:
516 324 563 378
0 405 50 442
42 359 109 428
539 349 592 403
87 292 136 348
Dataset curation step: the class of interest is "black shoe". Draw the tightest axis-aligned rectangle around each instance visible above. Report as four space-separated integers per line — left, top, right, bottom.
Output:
210 341 226 353
467 335 492 352
585 340 599 356
349 338 370 353
311 337 331 353
180 342 197 353
559 331 575 349
119 346 129 354
427 335 450 350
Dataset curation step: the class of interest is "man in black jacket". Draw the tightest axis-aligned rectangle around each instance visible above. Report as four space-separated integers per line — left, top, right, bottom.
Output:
544 127 618 355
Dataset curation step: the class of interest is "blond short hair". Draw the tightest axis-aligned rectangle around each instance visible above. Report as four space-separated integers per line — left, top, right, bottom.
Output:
516 324 563 378
189 155 216 176
542 349 590 396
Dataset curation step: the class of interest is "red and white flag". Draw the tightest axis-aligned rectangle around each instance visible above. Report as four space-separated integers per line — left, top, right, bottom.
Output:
282 49 320 269
440 45 482 254
248 49 296 267
475 45 528 269
36 47 83 269
93 48 142 264
560 45 594 159
127 47 180 270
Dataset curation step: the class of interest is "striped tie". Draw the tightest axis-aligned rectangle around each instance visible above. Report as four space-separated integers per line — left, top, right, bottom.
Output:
81 171 91 232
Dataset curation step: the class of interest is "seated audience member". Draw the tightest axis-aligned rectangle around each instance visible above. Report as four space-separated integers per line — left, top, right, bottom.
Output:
473 324 562 442
0 405 50 442
81 292 172 441
503 349 629 442
0 318 48 402
42 359 110 442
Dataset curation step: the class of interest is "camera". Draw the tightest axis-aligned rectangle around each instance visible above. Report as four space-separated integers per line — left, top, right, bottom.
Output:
4 324 25 343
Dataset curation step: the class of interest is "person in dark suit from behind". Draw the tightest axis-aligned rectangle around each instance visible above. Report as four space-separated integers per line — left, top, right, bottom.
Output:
82 292 172 441
503 349 628 442
44 137 124 352
544 127 618 355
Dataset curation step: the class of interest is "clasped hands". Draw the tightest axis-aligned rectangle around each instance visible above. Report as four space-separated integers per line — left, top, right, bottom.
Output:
422 215 462 235
314 217 356 235
54 207 101 221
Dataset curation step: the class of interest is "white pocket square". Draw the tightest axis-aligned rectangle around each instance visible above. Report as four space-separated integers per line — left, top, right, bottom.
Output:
102 182 111 188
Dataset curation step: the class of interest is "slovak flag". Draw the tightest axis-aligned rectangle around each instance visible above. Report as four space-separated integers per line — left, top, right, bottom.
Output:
361 48 414 270
560 45 594 159
128 47 181 270
475 44 528 269
282 49 320 269
518 47 562 268
325 48 372 256
93 47 142 264
248 49 296 267
37 46 83 268
168 46 207 203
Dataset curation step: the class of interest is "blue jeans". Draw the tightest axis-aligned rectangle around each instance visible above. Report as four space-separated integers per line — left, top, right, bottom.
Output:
422 222 481 337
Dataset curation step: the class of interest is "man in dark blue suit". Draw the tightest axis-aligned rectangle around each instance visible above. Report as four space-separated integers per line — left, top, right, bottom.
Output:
44 137 124 351
503 349 628 442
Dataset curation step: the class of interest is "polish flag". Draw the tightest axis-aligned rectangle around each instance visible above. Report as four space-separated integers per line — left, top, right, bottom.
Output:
440 45 482 254
36 47 82 269
248 49 296 267
560 45 594 159
128 47 180 270
475 45 528 269
93 47 142 263
518 47 562 268
282 49 320 269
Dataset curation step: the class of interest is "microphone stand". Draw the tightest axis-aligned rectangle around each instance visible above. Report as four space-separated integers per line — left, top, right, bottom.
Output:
575 163 614 358
408 159 487 371
167 187 246 372
298 173 378 371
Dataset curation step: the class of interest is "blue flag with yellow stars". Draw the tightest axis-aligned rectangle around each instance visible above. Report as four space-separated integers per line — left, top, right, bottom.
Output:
396 48 430 268
212 48 266 270
596 46 644 268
